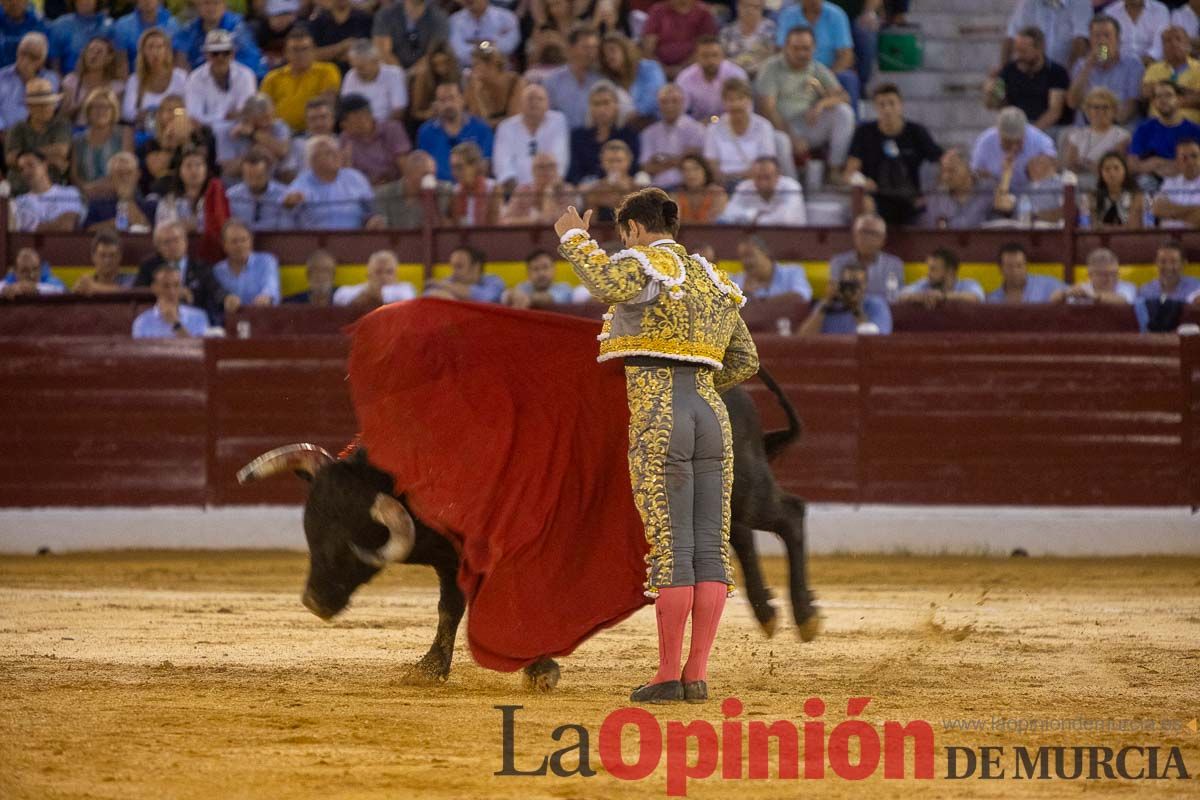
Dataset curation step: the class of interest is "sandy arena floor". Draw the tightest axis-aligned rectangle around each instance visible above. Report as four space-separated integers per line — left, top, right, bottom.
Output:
1 550 1198 799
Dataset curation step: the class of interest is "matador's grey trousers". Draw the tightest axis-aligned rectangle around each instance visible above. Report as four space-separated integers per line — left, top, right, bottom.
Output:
625 360 735 595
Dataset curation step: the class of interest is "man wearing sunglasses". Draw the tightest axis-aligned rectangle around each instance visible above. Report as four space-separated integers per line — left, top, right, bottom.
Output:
184 29 258 134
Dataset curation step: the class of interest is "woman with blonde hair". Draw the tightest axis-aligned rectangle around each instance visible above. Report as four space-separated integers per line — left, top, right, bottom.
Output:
465 42 526 126
62 36 127 127
71 88 133 198
122 28 188 131
1062 87 1130 181
600 32 665 127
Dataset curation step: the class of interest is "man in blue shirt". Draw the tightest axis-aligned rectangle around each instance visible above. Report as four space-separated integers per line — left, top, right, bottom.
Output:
173 0 264 78
226 150 293 231
899 247 985 307
986 242 1065 303
502 249 573 308
416 81 493 181
1139 239 1200 302
47 0 111 73
213 219 281 306
0 31 57 131
283 135 383 229
1130 81 1200 183
132 264 210 338
113 0 179 69
731 234 813 301
424 244 506 303
542 26 602 129
797 261 892 335
0 0 45 68
970 106 1057 194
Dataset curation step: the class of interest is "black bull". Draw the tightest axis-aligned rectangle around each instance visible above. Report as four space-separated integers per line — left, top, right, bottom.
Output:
238 368 819 689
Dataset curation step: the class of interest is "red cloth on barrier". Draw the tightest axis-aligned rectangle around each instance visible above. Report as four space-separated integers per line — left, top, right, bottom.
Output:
347 297 651 672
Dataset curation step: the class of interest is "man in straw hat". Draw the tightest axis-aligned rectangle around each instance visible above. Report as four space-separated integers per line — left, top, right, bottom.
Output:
0 31 55 131
4 75 69 194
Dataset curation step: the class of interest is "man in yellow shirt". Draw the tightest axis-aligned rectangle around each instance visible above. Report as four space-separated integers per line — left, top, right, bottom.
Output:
260 25 341 132
1142 25 1200 123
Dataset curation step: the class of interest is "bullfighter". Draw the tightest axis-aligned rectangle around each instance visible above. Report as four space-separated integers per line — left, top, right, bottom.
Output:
555 188 759 704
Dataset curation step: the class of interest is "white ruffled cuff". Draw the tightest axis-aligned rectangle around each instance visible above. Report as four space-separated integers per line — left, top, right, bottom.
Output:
559 228 588 244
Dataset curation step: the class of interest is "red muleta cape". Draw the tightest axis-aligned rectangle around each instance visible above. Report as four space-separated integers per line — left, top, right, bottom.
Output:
347 298 651 672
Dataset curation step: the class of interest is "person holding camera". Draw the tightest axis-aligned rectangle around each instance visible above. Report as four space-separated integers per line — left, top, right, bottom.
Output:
797 261 893 335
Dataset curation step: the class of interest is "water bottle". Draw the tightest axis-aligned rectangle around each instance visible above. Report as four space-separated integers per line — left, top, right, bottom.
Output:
1142 192 1156 228
1017 195 1033 227
115 200 130 232
1078 199 1091 229
885 272 900 303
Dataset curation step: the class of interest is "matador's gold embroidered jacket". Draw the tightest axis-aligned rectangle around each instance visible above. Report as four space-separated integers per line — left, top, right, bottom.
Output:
558 230 759 390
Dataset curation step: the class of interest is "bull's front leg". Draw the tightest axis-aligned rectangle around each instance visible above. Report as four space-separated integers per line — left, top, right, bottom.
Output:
402 538 465 684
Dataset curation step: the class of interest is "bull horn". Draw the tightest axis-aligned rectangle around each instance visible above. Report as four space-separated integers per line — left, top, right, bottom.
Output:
237 443 335 484
350 493 416 568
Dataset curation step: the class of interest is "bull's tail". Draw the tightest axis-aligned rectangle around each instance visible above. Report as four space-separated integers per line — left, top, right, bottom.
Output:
759 365 803 461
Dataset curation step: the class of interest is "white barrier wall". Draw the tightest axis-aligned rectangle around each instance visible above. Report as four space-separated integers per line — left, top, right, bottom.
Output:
1 506 1196 556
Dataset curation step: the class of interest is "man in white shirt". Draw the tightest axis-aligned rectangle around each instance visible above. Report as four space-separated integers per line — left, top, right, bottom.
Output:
1152 137 1200 227
675 35 749 121
719 156 806 225
332 249 416 307
184 29 257 134
702 77 777 183
340 40 407 123
640 83 705 190
1171 0 1200 41
11 151 83 232
492 83 569 191
1104 0 1171 62
447 0 520 64
1003 0 1092 71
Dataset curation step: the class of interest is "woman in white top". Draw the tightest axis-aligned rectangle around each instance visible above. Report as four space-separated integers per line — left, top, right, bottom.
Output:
701 77 776 186
1061 87 1130 187
123 28 189 131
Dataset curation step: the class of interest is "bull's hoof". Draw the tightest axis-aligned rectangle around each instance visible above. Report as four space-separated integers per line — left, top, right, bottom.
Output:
796 610 822 643
522 659 561 692
400 653 450 685
754 604 779 638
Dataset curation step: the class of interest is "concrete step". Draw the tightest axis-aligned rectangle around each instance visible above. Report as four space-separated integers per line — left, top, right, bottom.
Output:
923 37 1006 73
903 98 997 130
875 70 989 98
912 11 1009 40
913 0 1005 14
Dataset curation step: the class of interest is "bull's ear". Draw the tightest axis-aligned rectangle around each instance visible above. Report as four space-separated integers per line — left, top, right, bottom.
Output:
350 494 416 567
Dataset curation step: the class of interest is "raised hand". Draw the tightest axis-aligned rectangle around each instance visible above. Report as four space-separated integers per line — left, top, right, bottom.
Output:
554 206 593 238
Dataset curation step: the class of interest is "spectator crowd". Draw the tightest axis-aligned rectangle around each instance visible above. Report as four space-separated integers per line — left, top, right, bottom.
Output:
1 0 1199 336
3 0 1200 234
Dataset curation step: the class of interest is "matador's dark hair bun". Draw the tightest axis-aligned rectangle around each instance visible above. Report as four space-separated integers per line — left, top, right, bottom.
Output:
616 187 680 238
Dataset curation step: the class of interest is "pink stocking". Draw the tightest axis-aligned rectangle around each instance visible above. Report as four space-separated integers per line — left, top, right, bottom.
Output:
650 585 694 684
682 581 727 682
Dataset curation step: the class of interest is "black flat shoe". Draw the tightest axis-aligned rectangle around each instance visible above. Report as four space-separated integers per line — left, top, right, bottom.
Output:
630 680 684 703
683 680 708 703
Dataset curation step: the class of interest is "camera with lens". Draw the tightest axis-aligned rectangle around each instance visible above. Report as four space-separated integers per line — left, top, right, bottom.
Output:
826 278 861 311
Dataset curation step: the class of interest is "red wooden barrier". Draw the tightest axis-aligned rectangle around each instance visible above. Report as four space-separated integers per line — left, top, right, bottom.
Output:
0 335 1196 508
0 338 207 506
